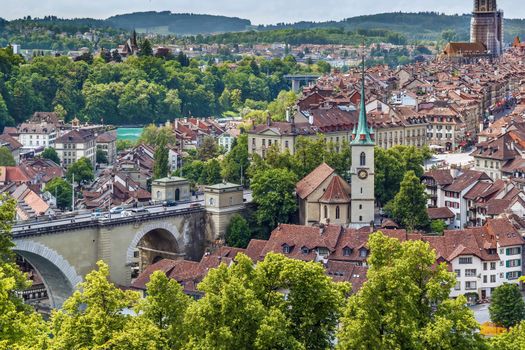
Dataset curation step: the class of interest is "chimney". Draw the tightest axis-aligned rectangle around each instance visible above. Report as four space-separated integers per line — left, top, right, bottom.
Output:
319 223 326 235
286 108 291 123
266 113 271 127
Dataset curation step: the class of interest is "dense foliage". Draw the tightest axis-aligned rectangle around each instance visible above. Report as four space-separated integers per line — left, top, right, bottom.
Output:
337 231 486 350
0 46 314 128
489 283 525 329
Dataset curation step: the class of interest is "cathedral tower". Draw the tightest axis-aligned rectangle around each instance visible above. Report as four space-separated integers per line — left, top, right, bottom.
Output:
350 57 375 228
471 0 503 56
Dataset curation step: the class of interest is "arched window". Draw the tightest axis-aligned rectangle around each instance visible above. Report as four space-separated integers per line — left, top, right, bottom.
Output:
324 205 328 219
335 206 340 219
360 152 366 166
156 191 161 199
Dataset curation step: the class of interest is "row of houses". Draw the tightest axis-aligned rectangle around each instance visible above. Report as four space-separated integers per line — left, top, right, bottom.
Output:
132 216 525 301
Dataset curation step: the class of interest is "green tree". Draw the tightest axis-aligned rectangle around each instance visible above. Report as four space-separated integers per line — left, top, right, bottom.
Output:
251 168 298 229
198 136 219 161
139 271 192 349
185 253 347 350
490 283 525 329
337 231 485 350
41 147 60 164
116 139 135 151
153 138 169 180
267 90 297 121
492 321 525 350
225 214 251 248
0 195 48 349
139 124 177 146
0 146 15 166
385 170 430 231
66 157 94 185
201 158 222 185
47 261 157 349
430 220 447 234
44 177 72 210
139 39 153 57
96 149 108 164
221 134 250 185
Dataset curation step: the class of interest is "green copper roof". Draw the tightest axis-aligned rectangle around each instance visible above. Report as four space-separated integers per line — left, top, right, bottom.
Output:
351 56 375 146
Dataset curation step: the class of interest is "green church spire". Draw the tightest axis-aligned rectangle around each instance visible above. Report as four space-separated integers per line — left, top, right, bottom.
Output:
351 53 374 146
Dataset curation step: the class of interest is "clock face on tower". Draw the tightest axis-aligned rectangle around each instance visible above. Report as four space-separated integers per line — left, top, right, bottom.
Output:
358 169 368 180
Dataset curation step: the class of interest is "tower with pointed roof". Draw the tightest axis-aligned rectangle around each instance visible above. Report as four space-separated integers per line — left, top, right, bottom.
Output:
350 54 375 228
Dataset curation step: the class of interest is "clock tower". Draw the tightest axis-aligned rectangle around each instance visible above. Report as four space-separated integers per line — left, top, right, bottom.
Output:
350 56 375 228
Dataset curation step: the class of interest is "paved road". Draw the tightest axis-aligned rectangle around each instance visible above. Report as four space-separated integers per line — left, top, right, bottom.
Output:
12 191 253 234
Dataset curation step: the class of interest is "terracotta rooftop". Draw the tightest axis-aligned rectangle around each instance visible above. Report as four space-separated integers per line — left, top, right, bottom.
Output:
319 175 351 204
296 163 335 199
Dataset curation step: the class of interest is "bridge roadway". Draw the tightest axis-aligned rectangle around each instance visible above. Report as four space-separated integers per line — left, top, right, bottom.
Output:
12 191 253 238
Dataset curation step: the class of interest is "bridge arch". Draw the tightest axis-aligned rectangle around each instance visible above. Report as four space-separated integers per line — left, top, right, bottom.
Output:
127 222 184 269
14 240 82 309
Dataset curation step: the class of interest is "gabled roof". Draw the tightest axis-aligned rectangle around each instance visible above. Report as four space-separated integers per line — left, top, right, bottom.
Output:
296 163 335 199
444 170 491 193
319 175 351 204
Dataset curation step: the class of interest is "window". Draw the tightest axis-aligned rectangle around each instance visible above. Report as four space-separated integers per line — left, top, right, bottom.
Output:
454 269 461 277
465 281 477 290
360 152 366 166
507 247 522 255
324 205 328 219
483 263 487 271
285 141 289 148
483 275 487 283
359 215 363 222
335 206 340 219
491 262 496 270
465 269 477 277
490 275 496 283
283 245 291 254
359 248 368 258
301 247 309 254
507 271 522 280
459 257 473 264
343 247 352 256
454 281 461 290
318 247 329 256
506 259 521 268
359 204 362 210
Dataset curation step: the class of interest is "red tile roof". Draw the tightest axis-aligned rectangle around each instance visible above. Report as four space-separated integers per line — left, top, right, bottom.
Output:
319 176 351 203
296 163 335 199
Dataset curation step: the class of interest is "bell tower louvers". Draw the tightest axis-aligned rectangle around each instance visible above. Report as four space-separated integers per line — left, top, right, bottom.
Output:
350 56 375 228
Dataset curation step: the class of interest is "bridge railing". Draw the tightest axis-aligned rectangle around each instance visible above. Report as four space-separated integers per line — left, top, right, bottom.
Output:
12 205 205 238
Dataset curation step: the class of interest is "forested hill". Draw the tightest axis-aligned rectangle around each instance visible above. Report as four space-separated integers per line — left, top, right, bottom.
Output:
106 11 251 35
258 12 525 42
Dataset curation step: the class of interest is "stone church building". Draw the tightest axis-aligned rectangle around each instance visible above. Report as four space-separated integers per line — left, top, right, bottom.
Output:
296 65 376 228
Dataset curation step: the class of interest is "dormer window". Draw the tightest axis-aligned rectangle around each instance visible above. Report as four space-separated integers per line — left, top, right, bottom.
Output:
301 246 309 254
343 247 352 256
318 247 329 257
359 248 368 258
283 244 291 254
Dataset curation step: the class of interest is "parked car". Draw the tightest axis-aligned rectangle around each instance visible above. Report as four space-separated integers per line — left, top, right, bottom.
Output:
162 200 177 207
121 210 133 217
189 203 201 208
110 206 125 214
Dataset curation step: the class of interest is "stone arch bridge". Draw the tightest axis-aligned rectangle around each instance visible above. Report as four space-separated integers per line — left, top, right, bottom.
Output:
11 205 232 308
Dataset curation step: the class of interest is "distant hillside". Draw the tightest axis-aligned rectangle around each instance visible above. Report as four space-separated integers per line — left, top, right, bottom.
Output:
259 12 525 42
106 11 251 35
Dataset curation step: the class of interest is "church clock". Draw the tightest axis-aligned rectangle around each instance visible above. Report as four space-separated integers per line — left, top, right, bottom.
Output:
358 169 368 180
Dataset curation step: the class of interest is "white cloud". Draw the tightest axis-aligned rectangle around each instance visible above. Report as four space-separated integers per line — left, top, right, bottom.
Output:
0 0 522 23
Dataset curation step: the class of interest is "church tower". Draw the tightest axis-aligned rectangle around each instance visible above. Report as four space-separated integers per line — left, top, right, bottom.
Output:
350 56 375 228
471 0 503 56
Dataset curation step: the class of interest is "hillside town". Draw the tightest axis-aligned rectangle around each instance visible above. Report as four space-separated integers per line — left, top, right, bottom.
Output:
5 0 525 348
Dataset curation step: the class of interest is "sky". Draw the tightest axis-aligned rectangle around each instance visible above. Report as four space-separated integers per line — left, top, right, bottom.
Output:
0 0 524 24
